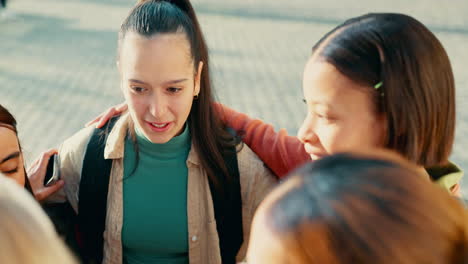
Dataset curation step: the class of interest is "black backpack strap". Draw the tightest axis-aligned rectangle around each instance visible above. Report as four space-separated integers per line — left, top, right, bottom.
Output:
78 116 119 263
208 128 243 264
79 120 241 263
43 201 81 260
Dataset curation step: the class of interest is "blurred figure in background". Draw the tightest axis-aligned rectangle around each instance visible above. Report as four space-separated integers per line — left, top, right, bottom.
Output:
0 176 77 264
247 153 468 264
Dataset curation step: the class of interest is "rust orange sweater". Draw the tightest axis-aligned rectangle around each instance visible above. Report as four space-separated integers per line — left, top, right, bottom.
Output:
215 103 310 178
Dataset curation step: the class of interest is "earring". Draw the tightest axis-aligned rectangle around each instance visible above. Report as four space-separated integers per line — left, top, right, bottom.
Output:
194 94 199 99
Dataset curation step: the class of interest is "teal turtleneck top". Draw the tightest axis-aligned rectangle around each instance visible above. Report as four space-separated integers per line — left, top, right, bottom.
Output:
121 125 191 264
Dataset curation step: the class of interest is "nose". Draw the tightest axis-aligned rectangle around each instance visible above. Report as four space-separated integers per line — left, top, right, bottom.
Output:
297 112 318 144
148 93 167 119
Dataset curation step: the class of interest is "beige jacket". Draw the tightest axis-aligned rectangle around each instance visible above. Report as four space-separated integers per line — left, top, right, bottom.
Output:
50 113 276 264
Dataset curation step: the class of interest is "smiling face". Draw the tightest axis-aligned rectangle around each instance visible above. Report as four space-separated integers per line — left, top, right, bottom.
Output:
297 58 386 160
0 127 25 186
119 32 202 144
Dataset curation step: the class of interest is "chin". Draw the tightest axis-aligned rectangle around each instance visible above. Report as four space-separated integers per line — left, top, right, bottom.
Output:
147 135 174 144
308 153 325 161
139 129 173 144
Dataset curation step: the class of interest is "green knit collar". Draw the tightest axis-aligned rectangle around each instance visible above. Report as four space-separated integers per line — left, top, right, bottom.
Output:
133 124 191 158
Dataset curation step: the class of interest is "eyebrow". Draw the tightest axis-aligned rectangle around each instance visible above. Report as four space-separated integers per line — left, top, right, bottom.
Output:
163 78 188 86
128 78 189 86
128 79 148 85
0 151 20 164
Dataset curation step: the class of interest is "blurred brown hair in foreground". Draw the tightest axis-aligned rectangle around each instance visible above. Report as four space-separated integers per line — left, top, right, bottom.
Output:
0 176 77 264
247 151 468 264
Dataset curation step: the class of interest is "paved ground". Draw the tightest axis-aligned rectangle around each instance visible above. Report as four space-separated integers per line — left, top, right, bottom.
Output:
1 0 467 196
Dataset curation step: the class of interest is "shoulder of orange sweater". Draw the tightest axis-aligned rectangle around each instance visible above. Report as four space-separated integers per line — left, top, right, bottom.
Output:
273 128 310 177
213 102 253 129
213 102 310 176
241 124 310 178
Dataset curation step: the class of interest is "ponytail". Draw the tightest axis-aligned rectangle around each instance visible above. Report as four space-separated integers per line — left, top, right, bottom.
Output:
119 0 239 190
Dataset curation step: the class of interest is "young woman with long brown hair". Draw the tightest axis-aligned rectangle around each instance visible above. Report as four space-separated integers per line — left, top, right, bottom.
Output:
46 1 275 264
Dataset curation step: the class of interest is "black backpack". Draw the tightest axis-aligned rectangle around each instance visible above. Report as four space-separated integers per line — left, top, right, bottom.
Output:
77 117 243 264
